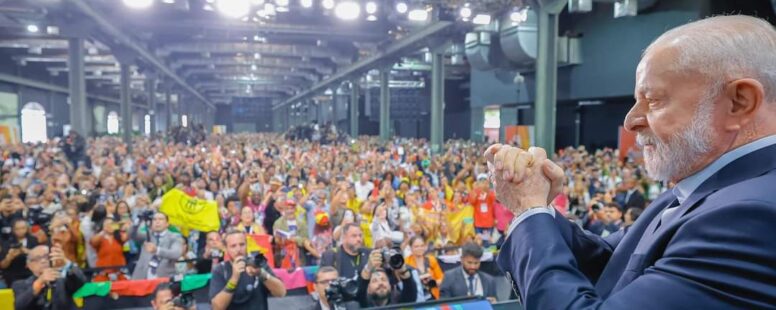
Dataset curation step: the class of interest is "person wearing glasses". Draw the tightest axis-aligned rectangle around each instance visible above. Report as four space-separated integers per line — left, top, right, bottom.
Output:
12 244 86 310
305 266 359 310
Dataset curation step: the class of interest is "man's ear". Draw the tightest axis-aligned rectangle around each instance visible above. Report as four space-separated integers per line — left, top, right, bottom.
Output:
721 78 765 132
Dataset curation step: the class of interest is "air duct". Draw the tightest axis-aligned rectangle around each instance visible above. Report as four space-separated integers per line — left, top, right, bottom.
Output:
170 57 334 75
498 9 538 65
465 32 495 70
156 43 353 65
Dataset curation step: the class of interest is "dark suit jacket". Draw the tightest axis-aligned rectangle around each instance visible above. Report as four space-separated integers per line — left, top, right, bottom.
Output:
616 190 646 211
497 143 776 309
439 267 498 300
12 264 87 310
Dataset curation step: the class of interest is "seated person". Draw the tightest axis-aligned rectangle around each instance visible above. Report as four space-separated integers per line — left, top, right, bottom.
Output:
439 242 498 303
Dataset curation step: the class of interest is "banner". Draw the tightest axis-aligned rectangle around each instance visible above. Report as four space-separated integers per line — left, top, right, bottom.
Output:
160 189 220 233
246 234 275 268
504 125 534 149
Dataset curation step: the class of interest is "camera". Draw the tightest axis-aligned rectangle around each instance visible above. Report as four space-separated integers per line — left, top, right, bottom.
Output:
169 276 195 309
245 251 267 268
28 208 53 230
325 277 359 305
139 210 155 223
381 248 404 270
591 202 604 212
9 242 22 249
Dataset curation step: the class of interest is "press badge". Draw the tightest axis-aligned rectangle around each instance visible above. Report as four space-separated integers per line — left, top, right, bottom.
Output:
480 203 488 213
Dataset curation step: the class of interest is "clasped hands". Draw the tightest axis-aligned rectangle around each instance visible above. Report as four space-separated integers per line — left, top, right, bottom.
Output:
484 144 565 216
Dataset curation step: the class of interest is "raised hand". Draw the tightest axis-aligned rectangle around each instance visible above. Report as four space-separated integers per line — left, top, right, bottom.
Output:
485 145 560 215
484 144 565 206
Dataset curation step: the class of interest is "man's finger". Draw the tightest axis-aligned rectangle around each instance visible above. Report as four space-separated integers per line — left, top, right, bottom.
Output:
512 151 533 183
501 147 521 181
528 147 548 163
493 146 508 171
483 144 502 163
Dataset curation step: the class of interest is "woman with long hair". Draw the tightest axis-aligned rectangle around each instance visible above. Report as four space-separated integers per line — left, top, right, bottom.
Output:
404 236 444 300
90 217 129 281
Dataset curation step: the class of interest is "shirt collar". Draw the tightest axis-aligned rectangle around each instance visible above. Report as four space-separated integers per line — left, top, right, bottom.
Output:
673 135 776 204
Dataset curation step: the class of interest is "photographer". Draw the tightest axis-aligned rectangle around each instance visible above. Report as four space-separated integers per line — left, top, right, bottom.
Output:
1 218 38 286
195 231 226 273
209 230 286 310
355 249 417 308
12 244 86 310
60 130 86 169
151 282 197 310
306 266 359 310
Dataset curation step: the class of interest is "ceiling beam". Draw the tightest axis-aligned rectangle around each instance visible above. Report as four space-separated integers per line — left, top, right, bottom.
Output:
69 0 215 109
274 21 455 110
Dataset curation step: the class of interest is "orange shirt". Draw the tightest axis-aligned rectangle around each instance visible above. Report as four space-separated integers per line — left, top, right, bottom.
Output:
470 190 496 228
405 254 444 299
92 234 127 268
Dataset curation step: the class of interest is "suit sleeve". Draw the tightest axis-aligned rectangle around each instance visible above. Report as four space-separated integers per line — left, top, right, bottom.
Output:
499 201 776 309
397 274 419 304
438 271 453 299
157 234 183 260
12 279 35 309
549 208 620 282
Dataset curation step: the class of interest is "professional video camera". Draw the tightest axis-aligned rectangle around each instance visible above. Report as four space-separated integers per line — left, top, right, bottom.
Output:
245 251 268 268
28 207 53 231
169 275 195 309
324 277 359 305
381 248 405 270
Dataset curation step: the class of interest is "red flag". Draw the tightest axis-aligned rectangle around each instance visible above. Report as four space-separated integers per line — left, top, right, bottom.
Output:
247 234 275 267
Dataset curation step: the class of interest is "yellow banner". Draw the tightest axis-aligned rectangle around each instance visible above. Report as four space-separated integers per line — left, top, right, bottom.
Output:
160 189 220 233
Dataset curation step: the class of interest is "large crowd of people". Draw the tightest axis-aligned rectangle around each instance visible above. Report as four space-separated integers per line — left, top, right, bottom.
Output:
0 125 662 309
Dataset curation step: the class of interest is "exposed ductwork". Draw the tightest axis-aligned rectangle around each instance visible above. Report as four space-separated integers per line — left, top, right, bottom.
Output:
0 39 106 51
465 32 496 71
499 9 538 65
169 57 334 75
156 43 354 65
183 67 319 82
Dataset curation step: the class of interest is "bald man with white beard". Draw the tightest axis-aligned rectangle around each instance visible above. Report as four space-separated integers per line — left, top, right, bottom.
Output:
488 15 776 309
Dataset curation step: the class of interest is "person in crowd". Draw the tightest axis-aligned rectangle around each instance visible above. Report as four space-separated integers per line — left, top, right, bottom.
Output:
354 173 374 202
404 236 444 300
60 130 87 169
0 195 23 241
491 15 776 308
624 207 643 227
273 199 318 267
331 209 357 246
306 266 360 310
355 249 418 308
370 203 393 244
12 245 87 310
235 207 265 235
196 231 226 274
320 223 370 279
439 242 498 303
0 218 38 286
209 229 286 310
151 282 197 310
132 212 184 280
469 176 496 246
602 202 625 236
90 217 129 281
615 176 646 212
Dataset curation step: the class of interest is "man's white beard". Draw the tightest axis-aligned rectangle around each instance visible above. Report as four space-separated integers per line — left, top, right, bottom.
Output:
637 100 714 182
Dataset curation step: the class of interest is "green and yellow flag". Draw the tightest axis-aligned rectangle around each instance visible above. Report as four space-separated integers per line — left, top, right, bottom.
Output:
160 189 220 233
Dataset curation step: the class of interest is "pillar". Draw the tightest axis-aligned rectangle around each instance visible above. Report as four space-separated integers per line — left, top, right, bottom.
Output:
534 4 565 155
120 63 132 147
68 38 88 136
350 80 359 137
430 51 445 153
379 69 391 141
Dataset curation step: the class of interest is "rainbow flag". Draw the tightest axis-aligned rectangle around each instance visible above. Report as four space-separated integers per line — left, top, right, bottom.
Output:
246 234 275 267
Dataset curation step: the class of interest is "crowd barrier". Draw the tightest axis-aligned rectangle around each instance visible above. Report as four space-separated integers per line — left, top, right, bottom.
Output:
0 261 505 309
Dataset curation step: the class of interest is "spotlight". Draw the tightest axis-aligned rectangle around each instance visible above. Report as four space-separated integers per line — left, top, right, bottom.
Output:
510 8 529 23
460 7 471 18
252 64 258 70
216 0 251 18
276 0 288 6
407 9 428 21
322 0 335 10
365 1 377 14
264 3 276 15
26 24 39 33
335 1 360 20
300 0 313 8
472 14 491 25
123 0 154 9
162 0 175 3
367 15 377 21
395 2 407 14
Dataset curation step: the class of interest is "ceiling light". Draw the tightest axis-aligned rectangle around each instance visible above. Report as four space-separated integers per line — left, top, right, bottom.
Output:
206 0 215 2
300 0 313 8
203 4 215 10
322 0 335 10
275 0 288 6
460 7 471 18
46 26 59 35
123 0 154 9
161 0 175 3
277 6 289 12
252 0 265 4
26 24 39 33
216 0 251 18
264 3 276 15
472 14 491 25
395 2 408 14
510 8 529 23
251 64 258 70
407 9 428 21
254 53 261 59
367 15 377 21
365 1 377 14
335 1 360 20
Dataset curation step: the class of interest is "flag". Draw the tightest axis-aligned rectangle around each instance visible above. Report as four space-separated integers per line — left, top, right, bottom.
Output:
447 205 475 245
246 234 275 267
160 189 220 233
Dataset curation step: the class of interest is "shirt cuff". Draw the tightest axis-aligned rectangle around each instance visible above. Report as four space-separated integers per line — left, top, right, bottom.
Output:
506 206 555 237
